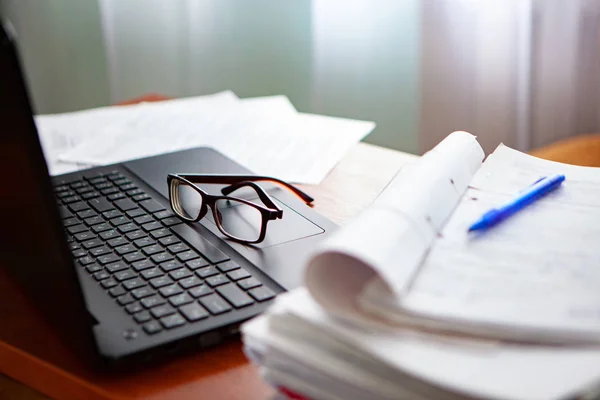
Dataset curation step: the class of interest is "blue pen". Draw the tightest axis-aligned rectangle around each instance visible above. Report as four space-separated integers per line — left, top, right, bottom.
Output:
468 174 565 232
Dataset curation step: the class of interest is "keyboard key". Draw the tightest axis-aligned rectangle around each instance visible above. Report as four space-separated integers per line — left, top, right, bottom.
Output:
67 224 87 234
199 294 232 315
94 184 113 192
85 264 103 273
107 237 128 248
169 268 192 280
134 311 152 323
140 199 165 213
107 172 124 180
126 189 144 197
71 249 88 258
100 187 118 196
151 304 176 318
237 277 262 290
227 268 251 281
153 210 175 220
168 293 193 307
143 321 162 334
123 278 146 290
161 217 182 227
176 250 199 262
126 208 146 218
84 216 104 226
189 285 213 298
92 181 110 189
113 178 131 186
158 235 180 246
160 313 186 329
68 242 81 251
103 210 123 219
114 270 137 282
117 223 137 233
106 261 128 273
97 253 120 265
132 287 156 299
110 216 131 226
179 276 202 289
141 267 164 279
93 270 110 281
89 246 111 257
196 266 219 278
99 229 119 240
109 285 127 297
89 198 114 213
117 293 135 305
142 244 163 256
217 284 254 308
82 238 103 249
125 302 143 314
115 244 137 255
69 180 86 188
120 183 136 191
133 237 154 248
171 224 230 264
179 303 209 322
75 186 93 194
216 260 240 273
186 258 210 270
81 192 99 200
91 223 113 233
132 193 151 202
151 252 173 263
123 251 145 263
78 256 95 266
57 189 76 198
126 230 147 240
167 243 190 254
206 274 229 287
62 217 79 227
150 229 171 239
141 295 166 309
159 260 182 272
107 192 126 201
131 259 154 271
101 278 119 289
249 286 276 302
89 176 108 184
114 198 137 211
133 215 153 225
150 276 173 288
62 196 81 204
54 184 69 192
142 221 162 232
75 231 96 241
77 209 97 219
159 284 183 297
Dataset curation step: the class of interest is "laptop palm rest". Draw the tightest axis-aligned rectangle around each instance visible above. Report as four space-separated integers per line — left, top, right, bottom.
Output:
123 147 332 290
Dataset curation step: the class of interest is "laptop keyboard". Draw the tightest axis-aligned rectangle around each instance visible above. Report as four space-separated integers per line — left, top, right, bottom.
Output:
53 169 275 336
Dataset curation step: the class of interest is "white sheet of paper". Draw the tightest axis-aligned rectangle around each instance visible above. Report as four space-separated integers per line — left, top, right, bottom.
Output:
36 91 238 176
49 94 373 184
243 289 600 400
304 132 484 317
363 145 600 343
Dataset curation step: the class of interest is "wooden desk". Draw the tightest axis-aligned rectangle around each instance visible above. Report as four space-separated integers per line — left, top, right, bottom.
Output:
0 137 417 399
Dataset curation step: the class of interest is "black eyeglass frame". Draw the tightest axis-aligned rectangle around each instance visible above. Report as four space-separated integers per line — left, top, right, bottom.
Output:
167 174 313 244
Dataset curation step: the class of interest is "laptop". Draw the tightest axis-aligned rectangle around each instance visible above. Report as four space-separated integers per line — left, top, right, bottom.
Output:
0 22 335 367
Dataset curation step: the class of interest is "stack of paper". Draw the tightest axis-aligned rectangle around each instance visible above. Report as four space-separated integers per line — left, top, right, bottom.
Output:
35 91 375 184
242 132 600 400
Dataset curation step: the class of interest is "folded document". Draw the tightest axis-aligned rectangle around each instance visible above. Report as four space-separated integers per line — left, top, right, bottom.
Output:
242 131 600 400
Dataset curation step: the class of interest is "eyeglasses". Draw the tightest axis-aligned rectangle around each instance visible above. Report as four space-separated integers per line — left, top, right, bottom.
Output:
167 174 313 244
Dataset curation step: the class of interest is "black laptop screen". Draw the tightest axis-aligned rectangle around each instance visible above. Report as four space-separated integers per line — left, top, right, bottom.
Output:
0 22 98 365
